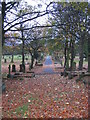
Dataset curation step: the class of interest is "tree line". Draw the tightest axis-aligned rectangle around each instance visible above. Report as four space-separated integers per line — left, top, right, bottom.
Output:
1 1 90 72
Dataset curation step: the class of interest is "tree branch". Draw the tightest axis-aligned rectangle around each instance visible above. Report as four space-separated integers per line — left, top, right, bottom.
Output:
4 10 50 30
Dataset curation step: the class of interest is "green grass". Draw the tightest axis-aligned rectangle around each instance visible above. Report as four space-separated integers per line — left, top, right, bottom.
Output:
13 94 44 117
15 103 29 117
74 59 88 65
2 54 31 62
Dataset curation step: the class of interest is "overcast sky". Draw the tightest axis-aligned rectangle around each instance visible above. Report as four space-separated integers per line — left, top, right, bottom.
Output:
24 0 49 25
2 0 89 2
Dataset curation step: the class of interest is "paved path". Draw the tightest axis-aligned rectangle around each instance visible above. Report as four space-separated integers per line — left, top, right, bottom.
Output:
34 56 63 75
44 56 52 65
42 56 54 74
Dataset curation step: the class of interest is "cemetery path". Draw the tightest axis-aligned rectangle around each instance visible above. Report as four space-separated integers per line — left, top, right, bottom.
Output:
2 56 89 119
33 56 62 75
40 56 54 74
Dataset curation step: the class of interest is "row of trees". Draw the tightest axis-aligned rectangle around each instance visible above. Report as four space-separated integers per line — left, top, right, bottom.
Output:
44 2 89 71
2 0 47 71
1 1 90 72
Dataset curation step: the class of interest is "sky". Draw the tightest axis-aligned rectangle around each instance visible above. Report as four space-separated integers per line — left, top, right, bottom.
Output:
2 0 89 2
24 0 49 25
2 0 89 28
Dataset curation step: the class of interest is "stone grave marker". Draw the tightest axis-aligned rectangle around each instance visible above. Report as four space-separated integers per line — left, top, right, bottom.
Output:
7 65 11 78
19 64 25 72
12 64 16 72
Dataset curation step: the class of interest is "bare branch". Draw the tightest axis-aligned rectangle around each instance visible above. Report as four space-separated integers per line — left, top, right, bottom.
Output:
5 11 49 32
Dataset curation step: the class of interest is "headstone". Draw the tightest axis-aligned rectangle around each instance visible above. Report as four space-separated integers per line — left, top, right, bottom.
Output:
19 64 25 72
12 64 16 72
20 64 23 72
7 65 11 78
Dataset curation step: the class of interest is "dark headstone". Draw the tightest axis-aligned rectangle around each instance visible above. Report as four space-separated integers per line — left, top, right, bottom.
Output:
7 65 11 78
20 64 23 72
19 64 25 72
12 64 16 72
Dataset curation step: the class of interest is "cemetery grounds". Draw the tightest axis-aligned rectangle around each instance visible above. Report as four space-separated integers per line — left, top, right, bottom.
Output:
1 55 89 119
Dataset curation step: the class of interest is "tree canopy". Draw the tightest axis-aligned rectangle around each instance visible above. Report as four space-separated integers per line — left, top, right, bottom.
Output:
1 0 90 71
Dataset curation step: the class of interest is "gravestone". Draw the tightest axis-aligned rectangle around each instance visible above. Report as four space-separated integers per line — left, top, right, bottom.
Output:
7 65 11 78
20 64 25 72
20 64 23 72
12 64 16 72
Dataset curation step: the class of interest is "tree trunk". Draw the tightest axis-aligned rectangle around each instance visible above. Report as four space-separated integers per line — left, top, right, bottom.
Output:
30 55 34 69
0 6 2 94
2 2 6 47
3 54 4 59
64 40 69 70
66 47 69 70
88 36 90 72
79 34 84 70
11 54 14 63
64 40 67 68
70 40 75 70
21 26 25 73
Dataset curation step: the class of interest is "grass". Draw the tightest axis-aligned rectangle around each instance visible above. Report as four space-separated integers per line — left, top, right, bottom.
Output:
74 59 88 66
15 103 29 117
11 94 44 117
2 54 31 62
